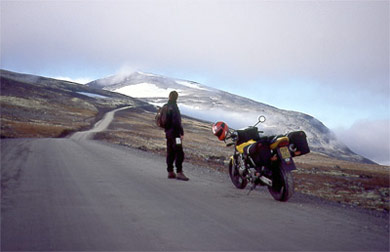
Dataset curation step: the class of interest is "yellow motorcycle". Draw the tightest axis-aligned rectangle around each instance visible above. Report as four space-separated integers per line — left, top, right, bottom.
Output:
212 116 310 202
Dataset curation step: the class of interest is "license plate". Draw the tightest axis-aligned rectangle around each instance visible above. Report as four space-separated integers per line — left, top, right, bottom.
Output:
280 146 291 159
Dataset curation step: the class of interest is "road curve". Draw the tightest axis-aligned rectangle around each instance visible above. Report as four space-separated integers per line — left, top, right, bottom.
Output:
1 109 389 251
70 106 132 141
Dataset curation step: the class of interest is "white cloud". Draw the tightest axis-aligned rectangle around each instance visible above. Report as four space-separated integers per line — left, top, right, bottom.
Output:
105 65 139 85
334 119 390 165
2 1 387 92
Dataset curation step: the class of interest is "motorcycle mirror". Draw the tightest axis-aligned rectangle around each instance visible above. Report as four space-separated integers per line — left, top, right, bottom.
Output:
258 115 266 123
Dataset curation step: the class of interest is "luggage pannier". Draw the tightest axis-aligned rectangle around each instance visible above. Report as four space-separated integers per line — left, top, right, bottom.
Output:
287 131 310 156
236 127 260 145
243 139 272 167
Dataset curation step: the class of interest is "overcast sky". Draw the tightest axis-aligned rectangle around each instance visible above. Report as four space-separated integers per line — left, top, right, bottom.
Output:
1 0 389 164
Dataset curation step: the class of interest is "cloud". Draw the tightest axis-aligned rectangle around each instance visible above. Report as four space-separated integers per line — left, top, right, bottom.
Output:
1 1 387 92
334 119 390 165
1 0 388 143
108 65 139 85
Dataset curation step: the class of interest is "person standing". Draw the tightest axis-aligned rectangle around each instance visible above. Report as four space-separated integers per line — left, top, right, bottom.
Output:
164 91 189 181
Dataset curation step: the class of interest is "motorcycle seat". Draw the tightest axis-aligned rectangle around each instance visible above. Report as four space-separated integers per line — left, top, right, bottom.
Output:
270 136 289 149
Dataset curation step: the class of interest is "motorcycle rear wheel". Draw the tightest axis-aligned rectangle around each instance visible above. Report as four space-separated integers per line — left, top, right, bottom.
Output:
268 165 294 201
228 159 247 189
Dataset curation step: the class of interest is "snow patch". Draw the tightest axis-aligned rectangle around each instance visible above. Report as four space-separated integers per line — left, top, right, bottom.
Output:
176 80 209 91
149 101 165 108
77 92 108 99
56 76 93 84
138 71 159 77
115 83 187 98
179 104 260 129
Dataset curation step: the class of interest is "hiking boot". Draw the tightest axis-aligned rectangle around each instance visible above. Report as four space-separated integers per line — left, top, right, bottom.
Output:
176 172 189 181
168 172 176 179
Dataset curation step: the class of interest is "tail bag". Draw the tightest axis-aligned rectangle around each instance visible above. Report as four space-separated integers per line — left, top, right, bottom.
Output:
236 127 260 145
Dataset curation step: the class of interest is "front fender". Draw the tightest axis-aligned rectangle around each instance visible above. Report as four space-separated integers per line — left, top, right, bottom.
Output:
229 155 234 165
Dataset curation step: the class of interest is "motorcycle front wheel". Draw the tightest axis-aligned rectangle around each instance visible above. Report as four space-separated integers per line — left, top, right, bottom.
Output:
228 159 247 189
268 164 294 201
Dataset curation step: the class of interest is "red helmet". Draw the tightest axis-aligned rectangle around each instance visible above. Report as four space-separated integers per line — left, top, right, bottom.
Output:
212 121 229 141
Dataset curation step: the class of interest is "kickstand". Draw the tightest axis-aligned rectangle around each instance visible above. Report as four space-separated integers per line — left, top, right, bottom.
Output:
247 183 256 195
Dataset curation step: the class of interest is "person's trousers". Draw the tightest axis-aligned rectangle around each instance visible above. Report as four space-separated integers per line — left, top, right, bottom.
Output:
166 137 185 173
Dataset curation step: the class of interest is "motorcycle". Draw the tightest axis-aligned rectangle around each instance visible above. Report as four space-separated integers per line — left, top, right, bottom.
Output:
212 116 310 202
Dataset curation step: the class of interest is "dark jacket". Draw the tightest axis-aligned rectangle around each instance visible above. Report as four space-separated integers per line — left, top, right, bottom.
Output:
164 100 184 139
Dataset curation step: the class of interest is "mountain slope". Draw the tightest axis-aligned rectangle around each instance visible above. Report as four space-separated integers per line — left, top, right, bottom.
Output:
88 71 374 164
0 69 149 138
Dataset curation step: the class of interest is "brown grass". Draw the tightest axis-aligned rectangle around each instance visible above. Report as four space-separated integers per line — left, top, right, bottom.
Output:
0 119 71 138
0 100 98 138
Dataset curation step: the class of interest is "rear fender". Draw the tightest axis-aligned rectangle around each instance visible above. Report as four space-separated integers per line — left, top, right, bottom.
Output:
280 160 296 172
276 148 296 171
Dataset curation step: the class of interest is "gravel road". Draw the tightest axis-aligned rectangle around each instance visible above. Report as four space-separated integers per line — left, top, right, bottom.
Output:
1 108 389 251
70 106 132 141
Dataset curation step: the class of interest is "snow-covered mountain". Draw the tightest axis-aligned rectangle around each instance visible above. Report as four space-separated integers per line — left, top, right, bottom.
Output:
88 71 373 164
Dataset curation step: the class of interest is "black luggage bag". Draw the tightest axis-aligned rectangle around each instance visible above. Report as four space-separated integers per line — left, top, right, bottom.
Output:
287 131 310 156
243 137 272 167
236 127 260 145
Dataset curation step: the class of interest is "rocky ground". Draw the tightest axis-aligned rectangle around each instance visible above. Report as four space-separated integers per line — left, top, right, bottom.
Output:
94 107 390 213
